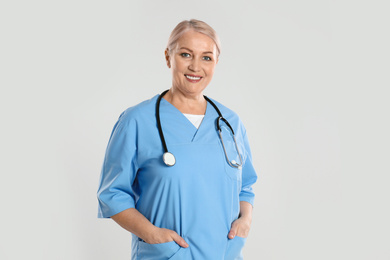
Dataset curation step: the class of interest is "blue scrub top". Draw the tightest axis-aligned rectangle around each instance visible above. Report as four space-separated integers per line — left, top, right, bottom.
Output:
97 94 258 260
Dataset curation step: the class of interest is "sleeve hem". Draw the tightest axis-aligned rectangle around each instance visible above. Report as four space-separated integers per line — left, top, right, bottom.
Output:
97 203 135 219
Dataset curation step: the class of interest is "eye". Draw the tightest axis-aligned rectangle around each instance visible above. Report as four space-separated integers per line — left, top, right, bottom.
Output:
180 53 191 58
203 56 212 61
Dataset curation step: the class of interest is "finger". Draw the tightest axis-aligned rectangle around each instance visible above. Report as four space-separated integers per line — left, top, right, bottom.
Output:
172 233 189 248
228 230 236 239
228 223 238 239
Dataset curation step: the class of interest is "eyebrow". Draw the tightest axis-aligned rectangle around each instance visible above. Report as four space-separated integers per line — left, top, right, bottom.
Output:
179 47 214 55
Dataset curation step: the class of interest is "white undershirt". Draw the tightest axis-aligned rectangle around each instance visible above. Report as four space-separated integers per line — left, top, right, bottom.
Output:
183 113 205 129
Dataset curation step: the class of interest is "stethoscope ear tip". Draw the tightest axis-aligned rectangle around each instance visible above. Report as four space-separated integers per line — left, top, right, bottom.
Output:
230 160 242 170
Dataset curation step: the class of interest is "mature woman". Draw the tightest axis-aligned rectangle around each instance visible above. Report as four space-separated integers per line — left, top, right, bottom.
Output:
97 19 258 260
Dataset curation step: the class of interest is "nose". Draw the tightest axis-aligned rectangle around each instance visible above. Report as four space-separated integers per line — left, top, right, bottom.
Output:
188 58 201 72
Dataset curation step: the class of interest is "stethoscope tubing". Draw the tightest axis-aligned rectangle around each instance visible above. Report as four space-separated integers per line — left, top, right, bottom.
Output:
156 90 169 154
156 89 243 168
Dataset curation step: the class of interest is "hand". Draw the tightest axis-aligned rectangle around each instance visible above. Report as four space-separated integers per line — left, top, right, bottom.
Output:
144 227 189 248
228 216 252 239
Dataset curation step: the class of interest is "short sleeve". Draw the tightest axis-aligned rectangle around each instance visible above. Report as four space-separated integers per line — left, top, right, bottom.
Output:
239 131 258 207
97 112 138 218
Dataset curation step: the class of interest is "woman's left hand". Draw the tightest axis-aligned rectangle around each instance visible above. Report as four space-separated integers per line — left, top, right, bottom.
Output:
228 201 253 239
228 216 252 239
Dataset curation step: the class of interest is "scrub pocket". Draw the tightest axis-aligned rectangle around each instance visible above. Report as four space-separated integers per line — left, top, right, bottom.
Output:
137 239 182 260
224 236 247 260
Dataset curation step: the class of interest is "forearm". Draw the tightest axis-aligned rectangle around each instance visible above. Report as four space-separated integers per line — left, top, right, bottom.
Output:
239 201 253 222
111 208 156 241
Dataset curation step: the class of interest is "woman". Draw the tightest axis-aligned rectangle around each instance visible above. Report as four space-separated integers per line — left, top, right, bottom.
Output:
97 19 258 260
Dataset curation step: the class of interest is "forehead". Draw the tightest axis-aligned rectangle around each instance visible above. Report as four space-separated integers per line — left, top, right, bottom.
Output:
175 30 216 53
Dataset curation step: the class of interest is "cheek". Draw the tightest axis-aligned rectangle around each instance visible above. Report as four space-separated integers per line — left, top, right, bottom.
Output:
172 68 184 82
206 66 216 77
172 66 185 77
171 62 183 75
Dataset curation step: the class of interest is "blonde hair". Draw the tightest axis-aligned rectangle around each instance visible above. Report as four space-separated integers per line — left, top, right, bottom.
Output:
166 19 221 58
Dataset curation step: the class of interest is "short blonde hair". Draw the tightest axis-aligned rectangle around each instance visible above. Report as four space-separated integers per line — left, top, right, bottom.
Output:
166 19 221 58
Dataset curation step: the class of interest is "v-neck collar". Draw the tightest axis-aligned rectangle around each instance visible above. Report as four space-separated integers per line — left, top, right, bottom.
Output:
160 97 214 142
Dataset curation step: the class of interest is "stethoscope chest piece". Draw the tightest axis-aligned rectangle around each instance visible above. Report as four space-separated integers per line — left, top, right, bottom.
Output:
163 152 176 166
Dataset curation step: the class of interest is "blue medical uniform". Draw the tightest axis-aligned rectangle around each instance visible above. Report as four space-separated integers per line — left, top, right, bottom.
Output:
97 94 258 260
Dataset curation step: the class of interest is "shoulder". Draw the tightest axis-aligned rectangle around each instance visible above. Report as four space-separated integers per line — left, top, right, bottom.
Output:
205 96 247 136
116 94 159 125
205 96 239 119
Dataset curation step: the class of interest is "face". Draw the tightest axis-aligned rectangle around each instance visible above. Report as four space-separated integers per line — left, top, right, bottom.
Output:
165 30 218 97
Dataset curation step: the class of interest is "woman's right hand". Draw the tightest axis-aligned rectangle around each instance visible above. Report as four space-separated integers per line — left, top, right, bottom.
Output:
110 209 189 248
144 227 189 248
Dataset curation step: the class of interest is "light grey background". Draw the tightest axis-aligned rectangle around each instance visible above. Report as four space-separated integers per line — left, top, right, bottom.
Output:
1 0 389 259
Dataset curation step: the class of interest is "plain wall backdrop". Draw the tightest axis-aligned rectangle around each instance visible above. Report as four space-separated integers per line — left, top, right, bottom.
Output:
1 0 389 259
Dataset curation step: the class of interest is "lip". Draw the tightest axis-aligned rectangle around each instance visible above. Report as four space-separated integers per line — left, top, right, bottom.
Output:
185 74 203 78
184 74 203 83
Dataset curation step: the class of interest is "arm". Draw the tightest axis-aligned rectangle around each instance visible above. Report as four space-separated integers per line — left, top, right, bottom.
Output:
111 208 189 247
97 113 188 247
228 130 258 239
239 200 253 221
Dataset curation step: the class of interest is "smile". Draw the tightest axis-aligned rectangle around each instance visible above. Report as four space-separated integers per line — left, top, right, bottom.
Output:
185 74 202 81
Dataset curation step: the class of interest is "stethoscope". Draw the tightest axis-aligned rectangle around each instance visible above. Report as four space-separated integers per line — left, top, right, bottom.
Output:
156 89 243 169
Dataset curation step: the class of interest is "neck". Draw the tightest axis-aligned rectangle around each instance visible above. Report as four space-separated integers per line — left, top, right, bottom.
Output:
163 88 207 115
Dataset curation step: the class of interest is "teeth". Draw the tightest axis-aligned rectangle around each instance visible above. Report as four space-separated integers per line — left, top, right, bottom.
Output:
185 75 201 80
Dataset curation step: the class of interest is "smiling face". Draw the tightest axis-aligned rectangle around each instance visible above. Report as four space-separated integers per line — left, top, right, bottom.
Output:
165 30 218 97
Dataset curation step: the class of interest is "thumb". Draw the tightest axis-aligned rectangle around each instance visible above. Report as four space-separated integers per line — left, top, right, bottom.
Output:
172 233 189 248
228 223 238 239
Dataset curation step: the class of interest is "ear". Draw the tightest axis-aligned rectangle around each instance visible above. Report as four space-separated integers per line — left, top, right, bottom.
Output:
165 49 171 68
